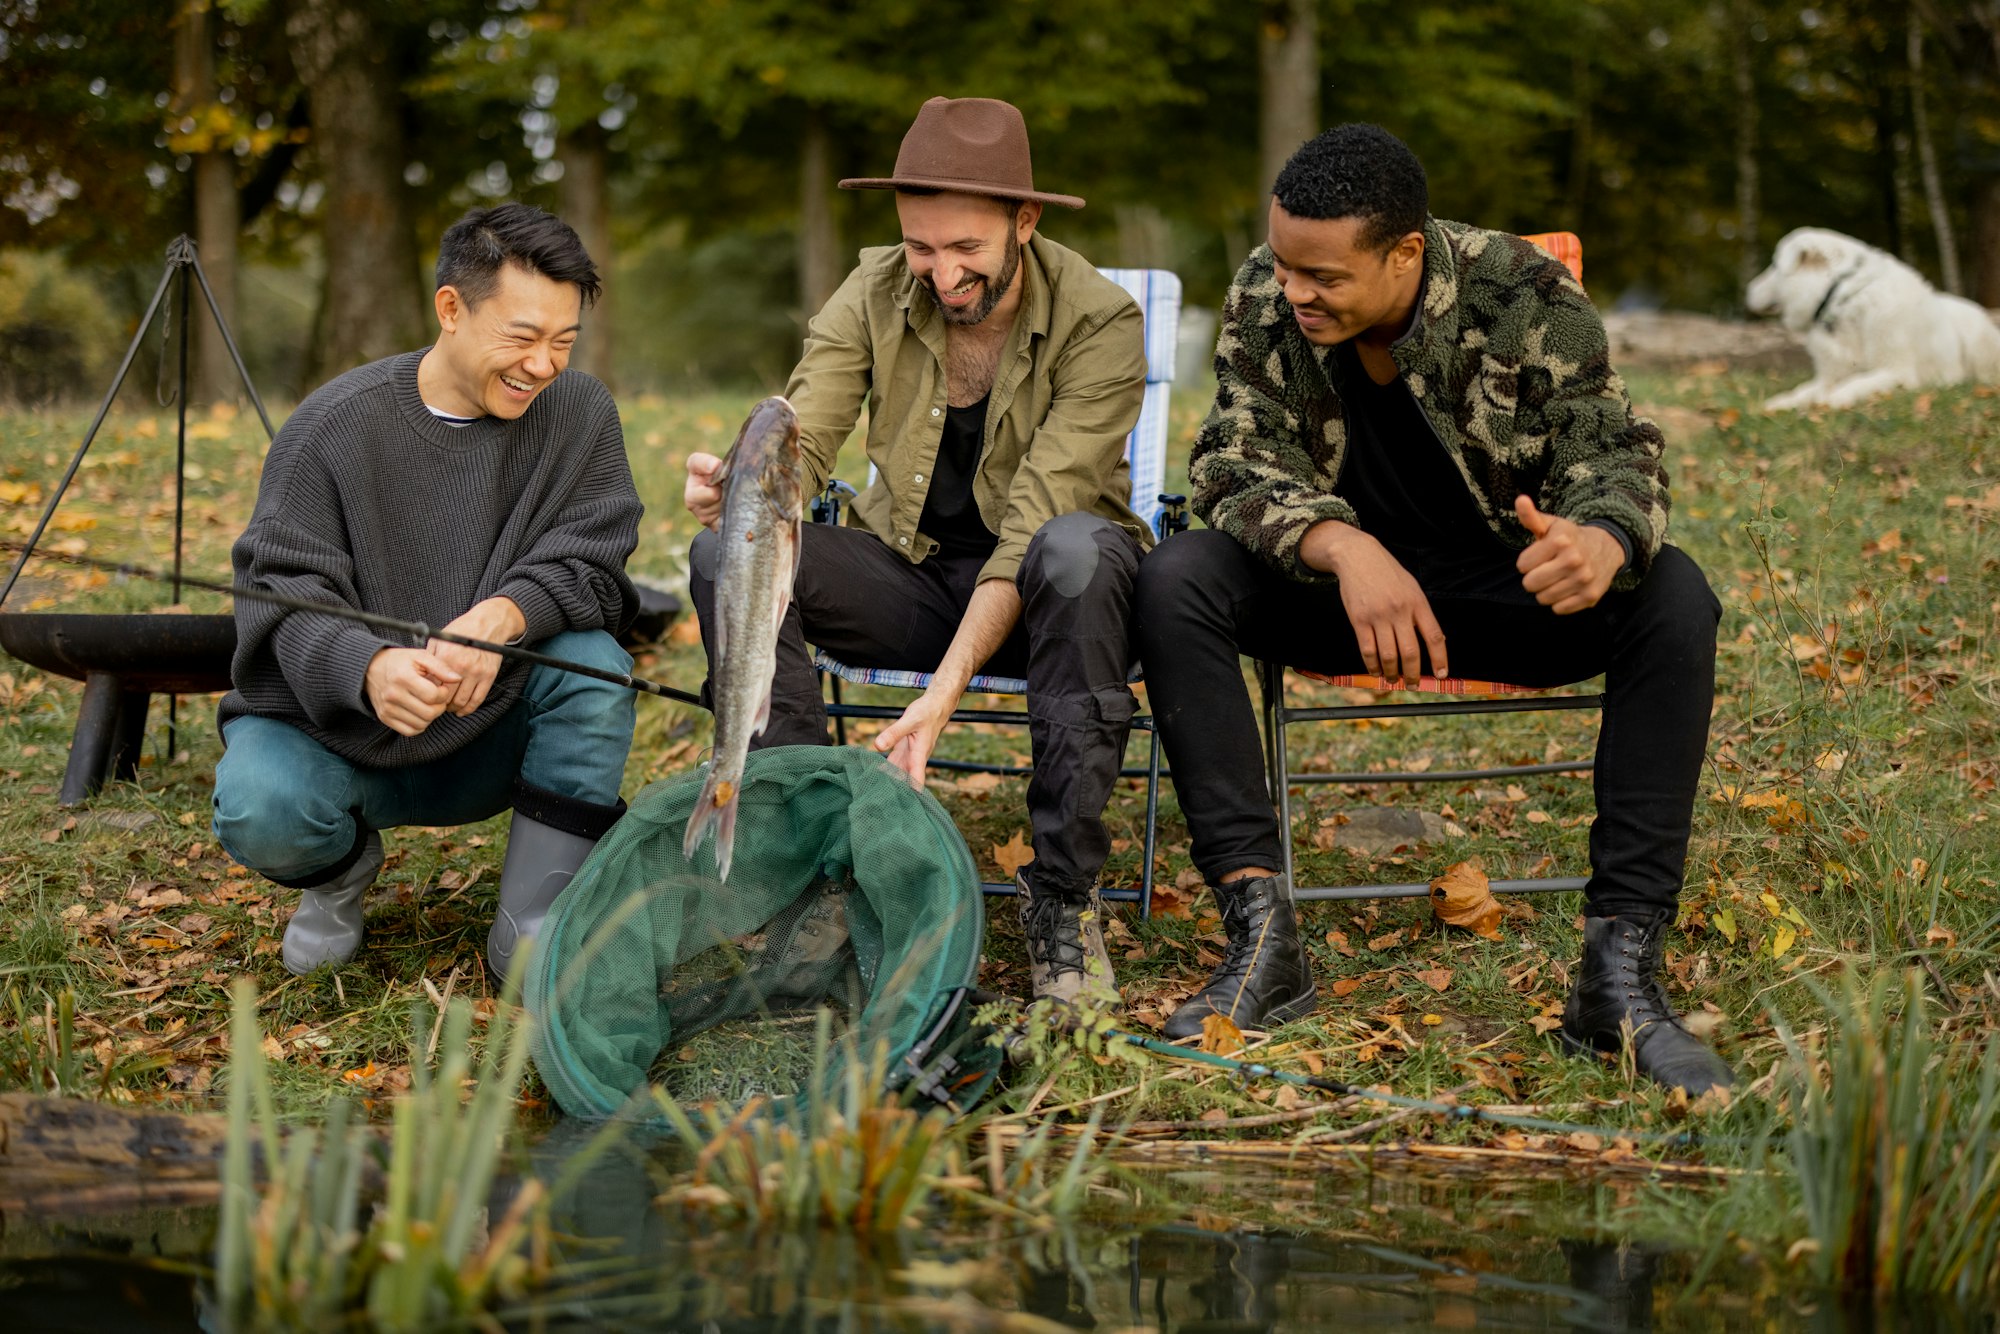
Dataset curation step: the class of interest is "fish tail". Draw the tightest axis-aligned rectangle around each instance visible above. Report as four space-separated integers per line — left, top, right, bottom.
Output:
681 767 742 883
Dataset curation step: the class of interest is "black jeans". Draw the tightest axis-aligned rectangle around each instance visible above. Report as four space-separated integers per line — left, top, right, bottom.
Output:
690 513 1143 900
1132 529 1721 918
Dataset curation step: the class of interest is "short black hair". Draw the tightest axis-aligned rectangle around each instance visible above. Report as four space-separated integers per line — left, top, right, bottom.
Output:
435 203 601 309
1272 124 1428 253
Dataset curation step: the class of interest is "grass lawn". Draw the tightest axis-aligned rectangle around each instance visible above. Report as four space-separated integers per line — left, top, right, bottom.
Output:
0 367 1994 1149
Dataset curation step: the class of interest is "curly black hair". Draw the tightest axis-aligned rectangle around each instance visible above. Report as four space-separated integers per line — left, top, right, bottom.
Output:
1272 124 1428 253
435 203 602 309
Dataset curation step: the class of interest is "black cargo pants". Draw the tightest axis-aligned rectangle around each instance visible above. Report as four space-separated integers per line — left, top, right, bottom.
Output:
690 513 1143 901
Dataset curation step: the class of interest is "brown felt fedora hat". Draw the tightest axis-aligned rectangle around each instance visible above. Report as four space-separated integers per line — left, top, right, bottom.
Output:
840 96 1085 209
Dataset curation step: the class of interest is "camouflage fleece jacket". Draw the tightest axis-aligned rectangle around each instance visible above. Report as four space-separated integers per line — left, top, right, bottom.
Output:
1190 217 1668 591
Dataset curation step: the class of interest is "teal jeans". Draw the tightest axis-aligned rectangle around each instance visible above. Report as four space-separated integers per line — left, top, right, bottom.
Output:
212 630 634 885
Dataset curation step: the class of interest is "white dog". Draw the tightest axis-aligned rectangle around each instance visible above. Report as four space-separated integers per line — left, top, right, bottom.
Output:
1745 227 2000 411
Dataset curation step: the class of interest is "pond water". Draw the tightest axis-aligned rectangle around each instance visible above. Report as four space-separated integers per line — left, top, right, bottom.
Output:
3 1143 1992 1332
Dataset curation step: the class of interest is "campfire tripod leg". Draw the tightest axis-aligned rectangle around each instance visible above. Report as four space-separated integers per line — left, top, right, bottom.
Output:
4 236 273 803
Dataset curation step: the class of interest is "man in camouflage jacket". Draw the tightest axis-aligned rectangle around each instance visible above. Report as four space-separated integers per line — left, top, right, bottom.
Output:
1134 124 1733 1098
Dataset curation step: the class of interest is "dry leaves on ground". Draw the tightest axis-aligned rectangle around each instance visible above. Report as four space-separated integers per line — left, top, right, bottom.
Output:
1199 1011 1245 1057
989 830 1034 878
1431 860 1503 940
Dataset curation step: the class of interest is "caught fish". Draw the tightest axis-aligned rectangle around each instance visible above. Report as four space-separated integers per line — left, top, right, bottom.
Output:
683 395 804 881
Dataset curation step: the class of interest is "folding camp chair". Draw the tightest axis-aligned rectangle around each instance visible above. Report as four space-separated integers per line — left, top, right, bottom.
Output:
811 268 1185 912
1259 233 1602 904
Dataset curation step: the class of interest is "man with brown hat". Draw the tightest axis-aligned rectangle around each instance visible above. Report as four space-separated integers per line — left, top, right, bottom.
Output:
684 96 1147 1007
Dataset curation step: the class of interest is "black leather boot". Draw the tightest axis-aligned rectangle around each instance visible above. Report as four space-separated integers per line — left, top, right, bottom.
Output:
1560 910 1735 1097
1163 873 1317 1040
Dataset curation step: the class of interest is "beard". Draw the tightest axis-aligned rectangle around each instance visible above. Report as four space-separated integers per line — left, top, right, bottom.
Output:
931 230 1022 327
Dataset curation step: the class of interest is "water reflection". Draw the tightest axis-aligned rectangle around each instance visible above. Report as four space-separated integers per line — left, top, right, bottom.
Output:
3 1134 1995 1332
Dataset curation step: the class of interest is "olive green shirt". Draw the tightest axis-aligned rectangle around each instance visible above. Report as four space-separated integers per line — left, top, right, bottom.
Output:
785 233 1151 585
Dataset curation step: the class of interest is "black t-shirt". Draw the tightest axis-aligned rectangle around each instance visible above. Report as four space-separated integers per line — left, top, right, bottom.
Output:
918 394 999 560
1332 342 1523 600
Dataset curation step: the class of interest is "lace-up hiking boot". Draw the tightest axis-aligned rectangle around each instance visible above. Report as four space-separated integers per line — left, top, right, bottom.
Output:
1560 910 1736 1098
282 830 384 976
1163 873 1316 1040
1017 872 1118 1007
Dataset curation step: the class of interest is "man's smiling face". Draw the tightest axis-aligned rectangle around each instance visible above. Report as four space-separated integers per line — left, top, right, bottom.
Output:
1266 198 1424 348
432 261 583 419
896 191 1040 327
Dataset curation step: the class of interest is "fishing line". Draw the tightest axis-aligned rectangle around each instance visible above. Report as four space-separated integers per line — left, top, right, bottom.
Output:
0 542 707 708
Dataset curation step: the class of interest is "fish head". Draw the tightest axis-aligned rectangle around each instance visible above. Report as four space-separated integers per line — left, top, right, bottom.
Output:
725 395 804 519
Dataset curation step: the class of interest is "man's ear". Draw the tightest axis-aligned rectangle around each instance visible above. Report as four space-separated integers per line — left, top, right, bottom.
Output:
1390 230 1425 276
1014 200 1044 244
434 284 464 334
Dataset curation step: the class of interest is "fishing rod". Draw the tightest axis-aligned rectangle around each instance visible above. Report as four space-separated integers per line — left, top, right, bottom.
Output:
0 542 706 708
1099 1023 1726 1147
1001 1000 1746 1150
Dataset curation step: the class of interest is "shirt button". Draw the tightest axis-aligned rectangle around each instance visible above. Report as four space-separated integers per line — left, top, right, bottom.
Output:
898 537 909 546
931 407 941 417
914 473 924 483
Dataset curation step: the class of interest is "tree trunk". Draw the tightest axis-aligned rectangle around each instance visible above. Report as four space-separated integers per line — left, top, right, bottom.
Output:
173 0 240 405
1908 12 1963 294
1564 49 1592 232
1732 0 1762 299
559 120 614 388
797 107 841 327
287 0 425 381
1975 175 2000 307
1258 0 1320 197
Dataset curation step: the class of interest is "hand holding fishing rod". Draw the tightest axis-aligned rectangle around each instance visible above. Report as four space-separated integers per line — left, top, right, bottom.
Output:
0 540 706 709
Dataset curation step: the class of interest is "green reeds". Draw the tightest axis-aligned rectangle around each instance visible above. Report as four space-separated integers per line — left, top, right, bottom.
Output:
653 1008 1121 1232
0 983 164 1095
212 974 623 1331
1715 970 2000 1303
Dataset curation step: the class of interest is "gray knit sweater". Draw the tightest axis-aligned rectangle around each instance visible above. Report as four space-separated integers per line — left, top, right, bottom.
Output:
220 350 642 768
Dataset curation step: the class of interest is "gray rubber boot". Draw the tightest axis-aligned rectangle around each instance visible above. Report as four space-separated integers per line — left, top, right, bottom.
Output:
281 830 385 976
488 811 599 983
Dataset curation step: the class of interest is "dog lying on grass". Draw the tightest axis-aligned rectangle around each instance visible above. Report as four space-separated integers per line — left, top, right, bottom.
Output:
1746 226 2000 411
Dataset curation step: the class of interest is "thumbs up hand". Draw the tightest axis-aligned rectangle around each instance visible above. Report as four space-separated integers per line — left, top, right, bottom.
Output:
1514 495 1624 615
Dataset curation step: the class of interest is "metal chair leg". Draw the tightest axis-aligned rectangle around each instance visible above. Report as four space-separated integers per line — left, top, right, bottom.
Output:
1140 721 1161 919
1269 667 1297 889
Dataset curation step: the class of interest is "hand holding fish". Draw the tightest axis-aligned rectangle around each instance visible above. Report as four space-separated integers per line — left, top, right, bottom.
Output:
684 452 726 530
365 647 462 737
683 397 804 881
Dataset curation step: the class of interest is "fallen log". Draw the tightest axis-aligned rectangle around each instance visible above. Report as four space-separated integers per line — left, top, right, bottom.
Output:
0 1092 231 1213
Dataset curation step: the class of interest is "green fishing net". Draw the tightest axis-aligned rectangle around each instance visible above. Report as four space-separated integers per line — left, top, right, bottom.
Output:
526 745 997 1121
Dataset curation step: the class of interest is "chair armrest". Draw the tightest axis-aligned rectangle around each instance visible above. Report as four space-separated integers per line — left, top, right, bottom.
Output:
812 478 859 526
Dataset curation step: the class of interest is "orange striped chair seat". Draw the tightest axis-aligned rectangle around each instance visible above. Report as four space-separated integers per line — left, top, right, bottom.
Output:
1291 671 1547 696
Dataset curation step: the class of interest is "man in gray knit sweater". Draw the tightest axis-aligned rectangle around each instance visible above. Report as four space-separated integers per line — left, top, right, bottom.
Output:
212 204 642 983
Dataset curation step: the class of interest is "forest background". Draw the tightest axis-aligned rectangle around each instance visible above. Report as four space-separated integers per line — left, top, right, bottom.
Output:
1 0 1997 406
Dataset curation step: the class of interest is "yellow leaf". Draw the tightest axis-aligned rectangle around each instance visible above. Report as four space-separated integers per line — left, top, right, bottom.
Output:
1430 860 1503 940
1713 908 1738 943
988 830 1034 879
1759 892 1782 916
1771 923 1796 958
1199 1011 1244 1056
1420 1013 1443 1026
